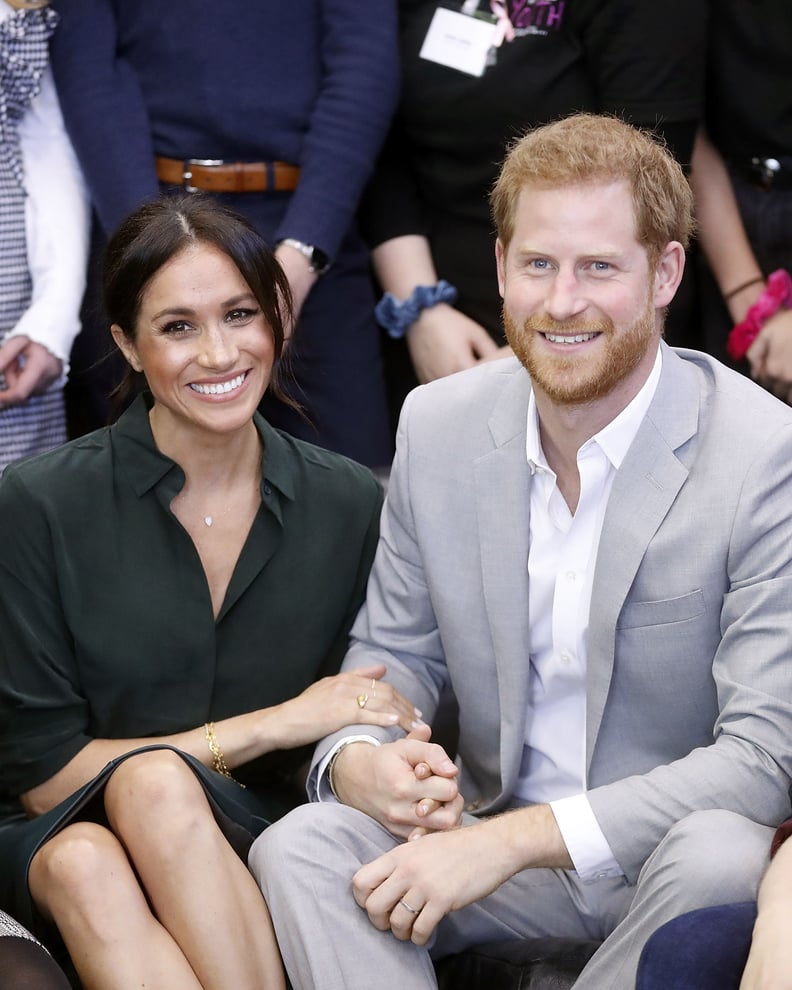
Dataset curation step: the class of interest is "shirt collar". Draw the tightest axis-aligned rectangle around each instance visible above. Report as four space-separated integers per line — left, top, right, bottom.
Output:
526 344 663 473
112 393 297 505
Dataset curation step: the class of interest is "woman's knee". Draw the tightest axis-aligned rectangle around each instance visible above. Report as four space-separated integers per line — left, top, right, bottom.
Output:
30 822 125 911
104 748 207 829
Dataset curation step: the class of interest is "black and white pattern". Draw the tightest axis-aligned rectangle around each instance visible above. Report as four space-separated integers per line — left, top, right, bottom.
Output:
0 907 39 942
0 6 64 474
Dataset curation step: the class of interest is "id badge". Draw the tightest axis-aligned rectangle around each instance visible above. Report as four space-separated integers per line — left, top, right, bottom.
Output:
419 7 499 78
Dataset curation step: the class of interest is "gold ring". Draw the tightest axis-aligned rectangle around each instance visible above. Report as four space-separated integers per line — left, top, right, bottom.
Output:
356 694 368 709
399 898 420 914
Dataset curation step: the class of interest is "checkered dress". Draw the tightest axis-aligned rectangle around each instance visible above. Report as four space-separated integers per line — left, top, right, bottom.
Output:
0 6 65 475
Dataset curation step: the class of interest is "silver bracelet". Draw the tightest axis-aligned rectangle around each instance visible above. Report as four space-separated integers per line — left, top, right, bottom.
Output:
326 739 368 800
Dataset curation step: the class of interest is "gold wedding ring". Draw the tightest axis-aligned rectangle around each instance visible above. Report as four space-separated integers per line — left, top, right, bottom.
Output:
356 694 368 709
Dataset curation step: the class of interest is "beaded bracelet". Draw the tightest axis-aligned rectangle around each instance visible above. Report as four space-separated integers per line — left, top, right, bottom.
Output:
204 722 245 787
726 269 792 361
375 280 458 339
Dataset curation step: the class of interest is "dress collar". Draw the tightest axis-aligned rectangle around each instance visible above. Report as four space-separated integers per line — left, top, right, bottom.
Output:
111 394 297 504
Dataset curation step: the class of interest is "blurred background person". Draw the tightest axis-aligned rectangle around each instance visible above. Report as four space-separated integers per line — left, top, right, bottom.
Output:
636 816 792 990
49 0 399 469
0 0 89 475
690 0 792 404
361 0 706 422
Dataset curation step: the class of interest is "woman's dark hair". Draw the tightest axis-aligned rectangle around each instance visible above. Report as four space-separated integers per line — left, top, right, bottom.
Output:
103 192 296 413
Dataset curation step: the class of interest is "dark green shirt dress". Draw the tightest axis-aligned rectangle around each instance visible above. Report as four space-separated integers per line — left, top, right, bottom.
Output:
0 396 383 932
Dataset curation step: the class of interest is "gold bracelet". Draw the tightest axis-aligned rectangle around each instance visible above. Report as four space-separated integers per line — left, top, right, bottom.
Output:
204 722 245 787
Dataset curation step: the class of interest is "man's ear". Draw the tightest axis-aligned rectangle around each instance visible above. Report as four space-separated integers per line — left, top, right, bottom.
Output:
111 324 143 373
495 239 507 298
653 241 685 310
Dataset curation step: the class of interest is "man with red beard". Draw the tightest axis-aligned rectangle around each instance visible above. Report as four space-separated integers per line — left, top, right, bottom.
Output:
250 114 792 990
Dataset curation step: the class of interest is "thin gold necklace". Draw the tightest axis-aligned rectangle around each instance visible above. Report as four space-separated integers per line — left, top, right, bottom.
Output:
173 481 261 528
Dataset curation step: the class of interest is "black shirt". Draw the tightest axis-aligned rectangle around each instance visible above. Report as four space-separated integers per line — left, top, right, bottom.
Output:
705 0 792 161
361 0 706 335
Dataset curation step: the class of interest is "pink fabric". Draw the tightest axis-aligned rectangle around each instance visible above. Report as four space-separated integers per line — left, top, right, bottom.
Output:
727 269 792 360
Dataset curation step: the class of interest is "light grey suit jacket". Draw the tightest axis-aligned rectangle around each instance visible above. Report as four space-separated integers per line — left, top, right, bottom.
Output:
314 344 792 884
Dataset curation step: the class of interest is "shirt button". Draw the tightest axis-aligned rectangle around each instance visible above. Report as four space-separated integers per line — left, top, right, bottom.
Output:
560 652 572 664
263 483 272 496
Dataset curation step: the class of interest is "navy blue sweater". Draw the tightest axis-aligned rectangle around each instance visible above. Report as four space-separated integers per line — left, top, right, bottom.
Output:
49 0 400 259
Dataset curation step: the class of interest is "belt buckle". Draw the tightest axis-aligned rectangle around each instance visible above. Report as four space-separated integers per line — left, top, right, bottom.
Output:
183 158 224 192
751 157 781 190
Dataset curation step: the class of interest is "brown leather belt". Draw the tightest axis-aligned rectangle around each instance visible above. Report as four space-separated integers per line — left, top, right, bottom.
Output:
155 156 300 193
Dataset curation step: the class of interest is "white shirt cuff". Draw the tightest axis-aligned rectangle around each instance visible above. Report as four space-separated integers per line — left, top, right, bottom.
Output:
550 794 624 881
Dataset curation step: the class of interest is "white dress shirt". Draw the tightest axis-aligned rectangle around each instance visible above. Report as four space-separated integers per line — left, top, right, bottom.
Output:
516 345 663 879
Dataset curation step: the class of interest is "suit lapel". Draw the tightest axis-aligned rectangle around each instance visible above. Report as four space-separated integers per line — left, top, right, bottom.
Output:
585 344 701 766
475 366 534 790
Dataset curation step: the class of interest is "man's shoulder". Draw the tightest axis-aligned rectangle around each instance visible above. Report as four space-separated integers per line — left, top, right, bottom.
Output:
668 347 792 433
402 356 529 427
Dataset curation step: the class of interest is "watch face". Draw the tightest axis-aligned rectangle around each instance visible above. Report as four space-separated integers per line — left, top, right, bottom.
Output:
279 238 330 275
310 247 330 275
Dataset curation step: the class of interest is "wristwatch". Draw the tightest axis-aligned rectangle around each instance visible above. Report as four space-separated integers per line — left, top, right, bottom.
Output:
278 238 331 276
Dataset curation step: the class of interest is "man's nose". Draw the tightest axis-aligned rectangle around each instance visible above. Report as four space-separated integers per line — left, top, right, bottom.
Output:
544 270 587 322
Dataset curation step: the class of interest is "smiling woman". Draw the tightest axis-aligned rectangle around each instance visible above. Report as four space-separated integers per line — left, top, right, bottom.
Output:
104 194 294 421
0 194 422 988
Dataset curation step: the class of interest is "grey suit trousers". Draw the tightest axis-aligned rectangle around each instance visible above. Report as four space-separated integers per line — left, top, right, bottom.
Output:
250 803 772 989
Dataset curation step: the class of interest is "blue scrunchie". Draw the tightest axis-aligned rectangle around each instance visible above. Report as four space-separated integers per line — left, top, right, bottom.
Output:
375 280 458 339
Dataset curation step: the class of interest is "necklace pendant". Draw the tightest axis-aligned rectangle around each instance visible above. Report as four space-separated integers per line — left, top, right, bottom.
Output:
204 515 213 527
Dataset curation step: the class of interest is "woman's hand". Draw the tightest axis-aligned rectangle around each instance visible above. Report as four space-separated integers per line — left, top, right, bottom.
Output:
21 665 422 815
269 664 423 749
746 309 792 404
0 337 63 407
406 305 499 384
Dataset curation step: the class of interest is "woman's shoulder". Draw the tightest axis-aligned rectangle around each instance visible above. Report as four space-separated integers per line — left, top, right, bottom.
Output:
0 427 113 502
258 419 384 512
